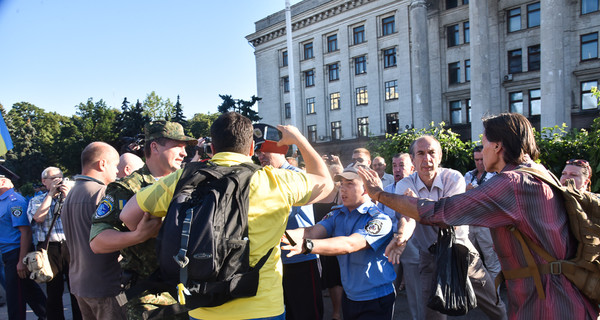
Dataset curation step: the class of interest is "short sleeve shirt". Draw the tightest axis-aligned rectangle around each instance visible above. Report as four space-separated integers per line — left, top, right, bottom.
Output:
0 189 28 254
318 201 395 301
136 152 313 320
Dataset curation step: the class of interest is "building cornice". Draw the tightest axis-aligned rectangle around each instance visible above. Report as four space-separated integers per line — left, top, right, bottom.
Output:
246 0 377 47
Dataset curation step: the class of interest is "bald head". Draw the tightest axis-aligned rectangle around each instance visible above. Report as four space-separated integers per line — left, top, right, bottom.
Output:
117 153 145 179
81 142 120 184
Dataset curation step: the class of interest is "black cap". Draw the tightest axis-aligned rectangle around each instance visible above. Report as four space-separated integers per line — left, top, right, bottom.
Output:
0 164 20 181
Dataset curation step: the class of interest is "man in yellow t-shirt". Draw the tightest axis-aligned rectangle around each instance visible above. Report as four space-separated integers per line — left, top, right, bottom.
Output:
120 112 334 320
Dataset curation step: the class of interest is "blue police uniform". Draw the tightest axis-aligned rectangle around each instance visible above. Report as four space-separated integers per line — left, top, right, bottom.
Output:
0 188 47 320
318 200 395 301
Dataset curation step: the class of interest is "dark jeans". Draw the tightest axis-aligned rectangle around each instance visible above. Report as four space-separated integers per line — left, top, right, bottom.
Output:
2 247 47 320
341 291 395 320
40 241 82 320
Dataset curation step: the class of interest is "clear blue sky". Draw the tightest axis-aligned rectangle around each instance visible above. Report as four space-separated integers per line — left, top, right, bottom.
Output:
0 0 300 119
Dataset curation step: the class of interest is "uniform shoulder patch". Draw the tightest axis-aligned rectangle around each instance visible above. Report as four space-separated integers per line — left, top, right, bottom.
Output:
365 219 383 235
11 206 23 217
322 211 335 221
95 195 115 218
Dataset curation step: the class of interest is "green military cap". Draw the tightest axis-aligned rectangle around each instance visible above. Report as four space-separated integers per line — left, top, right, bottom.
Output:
144 121 196 144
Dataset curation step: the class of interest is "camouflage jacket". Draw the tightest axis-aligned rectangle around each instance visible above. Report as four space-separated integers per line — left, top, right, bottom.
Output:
89 165 159 278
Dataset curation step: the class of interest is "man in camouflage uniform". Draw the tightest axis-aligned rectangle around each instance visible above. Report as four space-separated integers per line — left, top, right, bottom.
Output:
89 121 196 319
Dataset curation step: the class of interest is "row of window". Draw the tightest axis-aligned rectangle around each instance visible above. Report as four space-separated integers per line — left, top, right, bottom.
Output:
450 81 599 124
304 112 401 142
282 14 396 66
507 2 540 33
283 80 398 115
508 44 540 74
448 60 470 84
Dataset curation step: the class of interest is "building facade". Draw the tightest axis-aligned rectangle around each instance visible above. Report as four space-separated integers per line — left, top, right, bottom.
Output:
246 0 600 157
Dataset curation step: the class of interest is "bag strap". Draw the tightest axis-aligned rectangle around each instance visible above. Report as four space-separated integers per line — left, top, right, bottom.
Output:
42 194 65 250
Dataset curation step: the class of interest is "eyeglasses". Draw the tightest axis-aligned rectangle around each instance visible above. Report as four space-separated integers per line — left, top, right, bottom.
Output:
351 158 365 164
566 159 590 169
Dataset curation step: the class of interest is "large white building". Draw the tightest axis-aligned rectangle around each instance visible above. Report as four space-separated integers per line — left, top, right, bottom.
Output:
246 0 600 156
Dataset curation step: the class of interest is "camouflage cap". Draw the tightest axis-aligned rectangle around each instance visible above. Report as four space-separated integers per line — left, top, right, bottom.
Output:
144 121 196 144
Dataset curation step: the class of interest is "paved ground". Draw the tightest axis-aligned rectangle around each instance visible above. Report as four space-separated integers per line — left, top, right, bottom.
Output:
0 282 507 320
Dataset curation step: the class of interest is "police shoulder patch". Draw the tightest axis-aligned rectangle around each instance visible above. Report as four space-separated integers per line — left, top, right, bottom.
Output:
95 195 115 218
322 211 335 221
11 206 23 217
365 219 383 235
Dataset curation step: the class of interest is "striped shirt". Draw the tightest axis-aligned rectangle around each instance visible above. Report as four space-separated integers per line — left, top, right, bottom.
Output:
418 162 599 320
27 192 66 244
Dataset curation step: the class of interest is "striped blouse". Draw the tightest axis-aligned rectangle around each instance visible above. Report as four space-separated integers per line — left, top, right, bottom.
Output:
418 162 599 320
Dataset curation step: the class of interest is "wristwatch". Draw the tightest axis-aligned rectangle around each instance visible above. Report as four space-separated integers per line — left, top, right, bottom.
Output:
302 239 314 254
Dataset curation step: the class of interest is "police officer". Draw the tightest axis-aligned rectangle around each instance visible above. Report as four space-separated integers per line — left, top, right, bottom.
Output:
89 121 196 320
0 165 47 320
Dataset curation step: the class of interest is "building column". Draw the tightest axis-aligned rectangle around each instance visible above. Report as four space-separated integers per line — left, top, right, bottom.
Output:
409 0 431 129
469 0 494 140
540 0 569 130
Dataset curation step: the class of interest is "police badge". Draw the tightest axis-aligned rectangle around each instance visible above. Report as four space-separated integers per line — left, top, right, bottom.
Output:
365 219 383 235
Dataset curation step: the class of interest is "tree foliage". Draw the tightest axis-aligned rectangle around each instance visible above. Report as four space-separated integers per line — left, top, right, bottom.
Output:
217 95 262 122
188 112 220 139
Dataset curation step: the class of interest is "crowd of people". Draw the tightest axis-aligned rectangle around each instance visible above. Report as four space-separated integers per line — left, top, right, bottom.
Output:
0 111 598 320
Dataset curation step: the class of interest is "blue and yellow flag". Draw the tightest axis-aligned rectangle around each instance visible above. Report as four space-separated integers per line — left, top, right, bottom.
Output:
0 113 14 156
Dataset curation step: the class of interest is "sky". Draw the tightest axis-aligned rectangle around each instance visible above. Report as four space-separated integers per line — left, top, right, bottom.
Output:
0 0 301 119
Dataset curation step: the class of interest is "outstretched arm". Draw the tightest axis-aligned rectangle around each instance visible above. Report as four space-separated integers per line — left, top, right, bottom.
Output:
358 168 420 221
90 213 161 253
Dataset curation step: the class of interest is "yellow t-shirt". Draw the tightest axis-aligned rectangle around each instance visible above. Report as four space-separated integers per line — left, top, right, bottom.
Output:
136 152 312 319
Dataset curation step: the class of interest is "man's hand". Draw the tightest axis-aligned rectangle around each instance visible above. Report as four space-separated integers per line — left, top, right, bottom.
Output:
49 178 62 197
281 234 304 257
466 183 475 191
385 240 406 265
57 181 71 198
133 213 162 242
17 260 28 279
276 125 304 147
357 168 384 200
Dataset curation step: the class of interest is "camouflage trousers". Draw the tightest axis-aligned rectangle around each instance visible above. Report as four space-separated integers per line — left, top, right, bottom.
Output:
125 291 188 320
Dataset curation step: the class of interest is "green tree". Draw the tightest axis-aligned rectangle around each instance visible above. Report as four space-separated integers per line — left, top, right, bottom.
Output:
116 98 151 139
73 98 119 145
143 91 174 121
188 112 220 139
217 95 262 122
172 95 187 127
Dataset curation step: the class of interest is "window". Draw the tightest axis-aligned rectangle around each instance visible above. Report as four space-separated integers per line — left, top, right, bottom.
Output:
529 89 541 115
385 80 398 100
450 100 462 124
527 2 540 28
331 121 341 140
582 0 599 14
446 0 458 9
448 61 461 84
465 60 471 82
304 70 315 87
330 92 340 110
282 51 288 67
528 45 540 71
508 49 523 74
328 63 340 81
356 87 368 105
382 16 395 36
353 25 365 44
509 91 524 114
355 55 367 75
463 21 470 44
467 99 472 123
357 117 369 137
307 125 317 143
508 8 521 32
581 33 598 61
327 34 338 52
582 80 599 110
304 42 313 60
463 0 469 4
447 24 460 47
284 103 291 119
386 113 399 134
283 77 289 93
383 48 397 68
306 97 316 114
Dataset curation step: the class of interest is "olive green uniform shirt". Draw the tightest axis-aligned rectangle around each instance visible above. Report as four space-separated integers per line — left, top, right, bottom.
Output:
89 165 158 278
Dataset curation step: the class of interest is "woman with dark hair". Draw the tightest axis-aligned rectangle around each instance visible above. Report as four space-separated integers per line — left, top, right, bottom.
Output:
359 113 599 319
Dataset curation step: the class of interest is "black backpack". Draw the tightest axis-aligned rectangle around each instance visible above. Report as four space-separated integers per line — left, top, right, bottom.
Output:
156 161 273 309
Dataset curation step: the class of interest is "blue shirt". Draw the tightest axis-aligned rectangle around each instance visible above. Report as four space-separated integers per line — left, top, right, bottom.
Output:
318 200 395 301
0 188 30 254
279 161 318 264
377 183 399 233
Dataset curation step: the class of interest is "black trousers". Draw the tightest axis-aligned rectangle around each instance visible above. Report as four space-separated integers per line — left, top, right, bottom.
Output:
282 259 324 320
39 241 82 320
341 291 395 320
